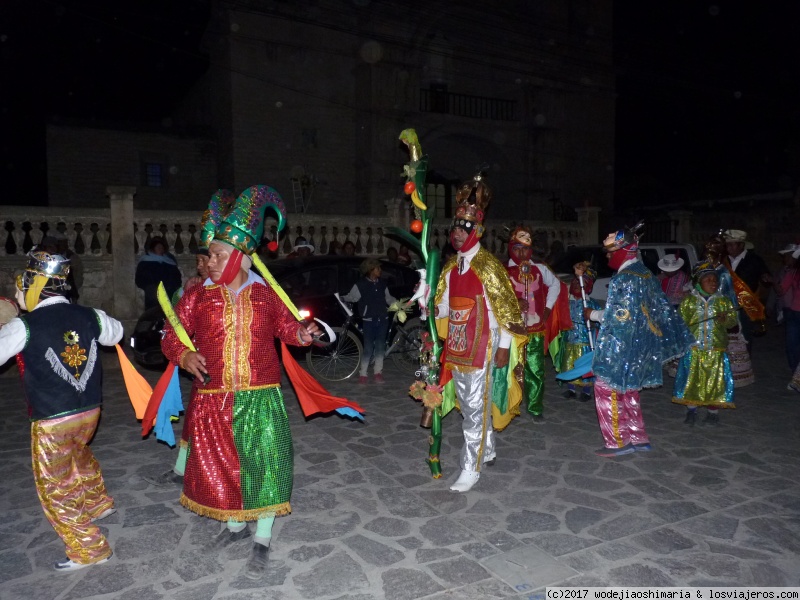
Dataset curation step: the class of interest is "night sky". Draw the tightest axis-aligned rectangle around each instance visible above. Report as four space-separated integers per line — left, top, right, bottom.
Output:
2 1 800 209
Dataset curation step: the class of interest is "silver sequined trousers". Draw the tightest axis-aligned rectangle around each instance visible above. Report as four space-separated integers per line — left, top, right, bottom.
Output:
451 329 499 472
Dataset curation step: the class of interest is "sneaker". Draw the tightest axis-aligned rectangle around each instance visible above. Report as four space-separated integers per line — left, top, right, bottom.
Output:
562 389 576 399
91 507 116 523
633 443 652 452
54 556 110 572
449 469 480 493
358 376 368 385
703 412 720 427
579 392 592 403
373 373 385 384
594 444 635 458
787 382 800 394
243 542 270 580
684 410 697 426
529 413 544 423
205 526 251 551
483 452 496 467
143 469 183 487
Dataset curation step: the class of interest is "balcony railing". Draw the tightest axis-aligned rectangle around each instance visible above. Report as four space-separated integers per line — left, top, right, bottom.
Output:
0 190 598 325
419 89 517 121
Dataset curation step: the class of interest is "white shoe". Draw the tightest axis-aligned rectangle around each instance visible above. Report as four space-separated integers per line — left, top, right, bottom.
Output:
449 469 480 493
54 556 110 572
91 507 116 523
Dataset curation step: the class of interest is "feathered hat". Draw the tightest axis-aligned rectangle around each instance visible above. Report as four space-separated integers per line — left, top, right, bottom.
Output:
208 185 287 255
603 220 644 252
452 168 491 238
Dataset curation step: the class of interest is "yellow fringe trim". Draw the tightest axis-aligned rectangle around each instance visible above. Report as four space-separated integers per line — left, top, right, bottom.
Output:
197 383 280 395
180 494 291 521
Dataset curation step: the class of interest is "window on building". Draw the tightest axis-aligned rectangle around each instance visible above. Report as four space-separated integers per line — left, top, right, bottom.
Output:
140 152 169 188
144 163 164 187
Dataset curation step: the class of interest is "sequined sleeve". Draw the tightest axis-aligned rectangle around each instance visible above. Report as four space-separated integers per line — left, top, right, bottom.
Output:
161 283 202 366
267 286 306 347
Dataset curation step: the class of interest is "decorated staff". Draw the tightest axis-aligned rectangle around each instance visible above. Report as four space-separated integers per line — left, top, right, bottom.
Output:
390 129 445 477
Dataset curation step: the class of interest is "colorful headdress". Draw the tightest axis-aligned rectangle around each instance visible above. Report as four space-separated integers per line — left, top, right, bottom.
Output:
452 169 491 238
16 249 71 310
603 220 644 253
210 185 287 255
705 231 726 264
509 226 533 248
575 261 598 282
200 189 236 249
692 260 718 285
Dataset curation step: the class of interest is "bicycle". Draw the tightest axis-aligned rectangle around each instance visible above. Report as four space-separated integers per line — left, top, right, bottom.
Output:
305 294 425 382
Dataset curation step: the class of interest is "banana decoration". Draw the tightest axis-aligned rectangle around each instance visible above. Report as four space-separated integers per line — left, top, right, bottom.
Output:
410 189 427 210
399 128 431 218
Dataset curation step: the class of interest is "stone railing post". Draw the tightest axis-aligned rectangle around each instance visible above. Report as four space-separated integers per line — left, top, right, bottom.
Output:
575 207 601 245
108 186 138 334
668 210 693 244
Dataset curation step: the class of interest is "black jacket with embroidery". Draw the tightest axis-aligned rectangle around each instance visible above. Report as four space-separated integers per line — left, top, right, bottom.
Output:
19 303 104 421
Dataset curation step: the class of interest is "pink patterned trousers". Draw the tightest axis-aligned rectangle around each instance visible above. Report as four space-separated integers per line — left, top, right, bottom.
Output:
593 378 650 448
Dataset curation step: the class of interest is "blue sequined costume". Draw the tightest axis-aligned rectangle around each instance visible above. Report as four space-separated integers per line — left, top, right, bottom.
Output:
560 296 601 388
593 261 695 393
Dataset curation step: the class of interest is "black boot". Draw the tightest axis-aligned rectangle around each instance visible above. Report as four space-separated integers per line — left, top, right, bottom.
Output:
243 542 270 580
703 411 719 426
684 410 696 426
143 469 183 487
205 526 251 551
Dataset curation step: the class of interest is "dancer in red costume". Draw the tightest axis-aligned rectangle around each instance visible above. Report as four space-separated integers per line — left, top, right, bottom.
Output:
161 185 320 579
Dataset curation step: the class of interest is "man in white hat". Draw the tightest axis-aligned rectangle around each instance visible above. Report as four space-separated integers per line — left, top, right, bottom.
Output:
723 229 771 344
288 237 314 258
657 253 689 307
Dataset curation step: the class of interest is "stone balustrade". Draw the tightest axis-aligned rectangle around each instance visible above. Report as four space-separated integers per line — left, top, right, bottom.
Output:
0 188 600 331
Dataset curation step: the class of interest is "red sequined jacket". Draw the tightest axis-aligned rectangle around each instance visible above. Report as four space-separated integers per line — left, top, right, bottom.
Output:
161 280 305 392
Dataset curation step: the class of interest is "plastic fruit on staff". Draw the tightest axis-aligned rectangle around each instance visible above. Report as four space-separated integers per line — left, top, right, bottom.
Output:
404 181 416 195
410 220 424 234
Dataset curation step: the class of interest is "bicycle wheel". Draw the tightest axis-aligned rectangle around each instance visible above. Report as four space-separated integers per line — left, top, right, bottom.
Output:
390 319 425 373
306 328 363 381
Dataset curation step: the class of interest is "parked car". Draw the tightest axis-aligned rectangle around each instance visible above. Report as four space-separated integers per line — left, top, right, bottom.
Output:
550 243 700 303
130 255 423 369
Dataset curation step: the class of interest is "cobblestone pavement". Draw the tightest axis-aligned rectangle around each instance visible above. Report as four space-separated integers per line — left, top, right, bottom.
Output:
1 327 799 600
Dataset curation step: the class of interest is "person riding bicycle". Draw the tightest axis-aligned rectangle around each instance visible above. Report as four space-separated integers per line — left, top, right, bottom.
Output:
341 258 396 384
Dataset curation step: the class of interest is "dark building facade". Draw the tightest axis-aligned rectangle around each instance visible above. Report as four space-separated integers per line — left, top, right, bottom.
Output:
173 0 615 219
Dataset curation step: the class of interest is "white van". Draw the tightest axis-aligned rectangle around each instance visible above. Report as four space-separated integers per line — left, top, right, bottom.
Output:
550 243 700 303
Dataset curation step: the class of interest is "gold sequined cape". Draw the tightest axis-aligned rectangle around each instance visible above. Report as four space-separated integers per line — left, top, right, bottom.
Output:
434 246 527 430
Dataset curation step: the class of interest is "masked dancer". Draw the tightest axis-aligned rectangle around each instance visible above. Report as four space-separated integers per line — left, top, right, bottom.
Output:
0 249 123 570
